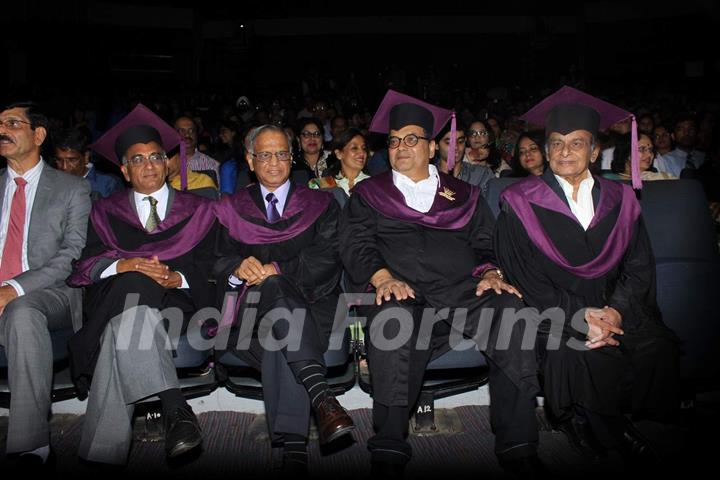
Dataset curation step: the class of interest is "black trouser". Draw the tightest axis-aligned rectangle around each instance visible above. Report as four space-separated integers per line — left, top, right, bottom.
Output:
362 291 540 464
228 275 329 442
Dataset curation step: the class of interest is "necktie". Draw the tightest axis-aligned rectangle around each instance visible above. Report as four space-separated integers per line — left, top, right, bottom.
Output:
144 196 161 232
685 152 696 170
266 192 280 222
0 178 28 282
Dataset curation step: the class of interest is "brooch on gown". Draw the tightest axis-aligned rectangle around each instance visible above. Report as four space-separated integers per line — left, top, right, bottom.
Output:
438 187 456 201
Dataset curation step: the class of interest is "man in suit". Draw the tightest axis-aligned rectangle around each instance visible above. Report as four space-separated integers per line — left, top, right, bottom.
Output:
0 101 91 467
214 124 354 474
67 107 217 465
53 127 122 200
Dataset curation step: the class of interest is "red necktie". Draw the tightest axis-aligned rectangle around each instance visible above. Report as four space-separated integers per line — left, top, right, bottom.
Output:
0 177 28 282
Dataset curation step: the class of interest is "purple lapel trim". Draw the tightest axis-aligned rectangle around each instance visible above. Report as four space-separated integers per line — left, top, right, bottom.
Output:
215 184 332 244
352 171 480 230
68 189 216 286
500 175 641 279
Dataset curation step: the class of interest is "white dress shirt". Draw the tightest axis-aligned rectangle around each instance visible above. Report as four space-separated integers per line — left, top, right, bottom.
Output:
101 184 188 288
0 160 45 296
554 171 595 231
654 148 706 177
392 164 440 213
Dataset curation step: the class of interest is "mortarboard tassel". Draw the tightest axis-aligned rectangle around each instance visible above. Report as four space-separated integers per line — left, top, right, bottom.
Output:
180 141 188 191
630 115 642 190
447 112 457 171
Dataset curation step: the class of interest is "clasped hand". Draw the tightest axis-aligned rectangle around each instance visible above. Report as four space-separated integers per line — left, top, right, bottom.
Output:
117 255 182 288
234 256 278 286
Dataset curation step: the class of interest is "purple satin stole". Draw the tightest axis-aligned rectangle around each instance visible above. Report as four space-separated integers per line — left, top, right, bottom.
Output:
500 175 641 279
68 189 217 286
215 184 332 244
351 171 480 230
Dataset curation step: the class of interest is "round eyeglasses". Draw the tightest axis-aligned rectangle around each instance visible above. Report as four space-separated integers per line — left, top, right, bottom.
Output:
387 133 430 149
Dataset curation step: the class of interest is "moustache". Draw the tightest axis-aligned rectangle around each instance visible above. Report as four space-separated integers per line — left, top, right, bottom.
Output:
0 134 13 143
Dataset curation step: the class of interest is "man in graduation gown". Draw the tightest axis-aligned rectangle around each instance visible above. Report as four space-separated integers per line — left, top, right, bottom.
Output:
339 90 541 475
214 124 354 474
496 89 680 462
67 106 217 465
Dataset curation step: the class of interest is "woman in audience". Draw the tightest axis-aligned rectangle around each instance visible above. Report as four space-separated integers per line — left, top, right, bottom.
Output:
608 131 676 181
464 119 502 174
309 127 369 195
506 131 547 177
293 117 332 180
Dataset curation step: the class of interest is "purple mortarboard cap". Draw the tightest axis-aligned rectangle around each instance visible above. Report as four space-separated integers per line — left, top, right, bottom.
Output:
91 103 188 190
370 89 459 170
520 86 641 189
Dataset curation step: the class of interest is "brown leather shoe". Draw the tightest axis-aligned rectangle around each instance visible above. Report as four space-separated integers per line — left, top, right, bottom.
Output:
315 395 355 444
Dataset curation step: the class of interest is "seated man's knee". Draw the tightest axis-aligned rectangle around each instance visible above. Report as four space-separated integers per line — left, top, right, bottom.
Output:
112 271 163 292
257 274 293 297
1 300 47 340
491 292 526 311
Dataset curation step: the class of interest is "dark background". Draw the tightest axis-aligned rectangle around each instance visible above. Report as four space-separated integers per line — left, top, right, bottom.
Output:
1 1 718 108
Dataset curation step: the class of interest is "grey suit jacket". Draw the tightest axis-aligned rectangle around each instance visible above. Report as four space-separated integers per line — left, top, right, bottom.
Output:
0 163 92 330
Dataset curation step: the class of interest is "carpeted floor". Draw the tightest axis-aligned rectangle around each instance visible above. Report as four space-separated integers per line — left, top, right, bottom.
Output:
0 403 714 479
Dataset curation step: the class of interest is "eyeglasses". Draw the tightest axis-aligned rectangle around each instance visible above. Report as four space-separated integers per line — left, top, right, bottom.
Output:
300 131 322 139
252 151 292 163
468 129 489 138
0 118 32 130
548 138 590 152
125 152 168 166
387 133 430 149
518 145 541 156
176 127 196 136
638 145 654 153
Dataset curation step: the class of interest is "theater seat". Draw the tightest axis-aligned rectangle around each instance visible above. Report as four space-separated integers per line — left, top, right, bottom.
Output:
188 186 220 201
655 260 720 384
321 186 349 209
485 177 522 218
0 328 77 408
639 179 718 261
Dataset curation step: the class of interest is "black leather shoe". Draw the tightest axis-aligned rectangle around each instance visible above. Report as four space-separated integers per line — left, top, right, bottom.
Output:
619 420 660 466
280 458 309 477
314 395 355 444
498 455 549 480
12 449 56 472
164 405 203 458
370 460 406 478
557 416 606 461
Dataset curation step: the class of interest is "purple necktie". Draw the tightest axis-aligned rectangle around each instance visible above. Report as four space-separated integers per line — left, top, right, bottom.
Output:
266 192 280 222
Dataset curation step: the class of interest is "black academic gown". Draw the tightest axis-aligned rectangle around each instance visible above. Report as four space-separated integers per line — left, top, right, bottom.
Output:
214 182 342 366
340 171 539 461
495 169 679 424
68 188 218 398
